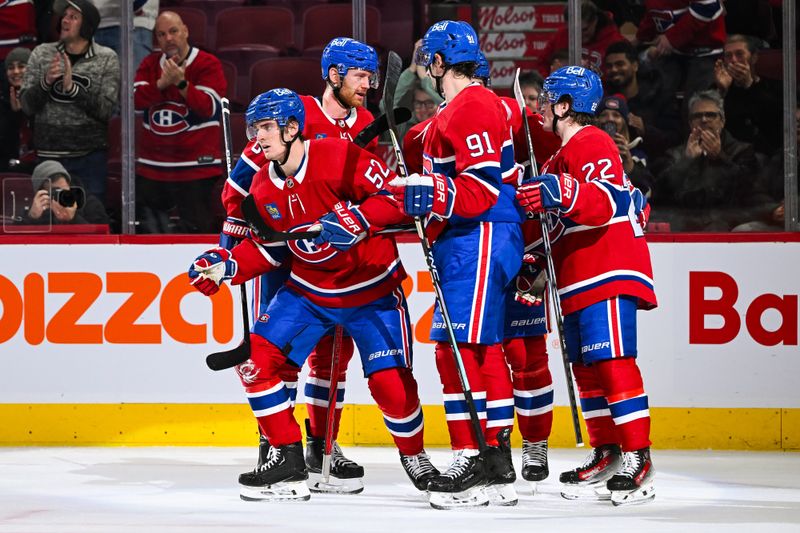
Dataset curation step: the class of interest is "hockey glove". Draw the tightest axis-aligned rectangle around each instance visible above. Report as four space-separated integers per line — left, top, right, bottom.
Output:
630 187 649 230
313 201 370 251
218 216 250 250
389 173 455 219
514 253 547 306
516 173 578 214
188 247 238 296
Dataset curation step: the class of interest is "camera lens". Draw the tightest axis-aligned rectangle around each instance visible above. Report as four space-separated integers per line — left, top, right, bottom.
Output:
55 188 76 207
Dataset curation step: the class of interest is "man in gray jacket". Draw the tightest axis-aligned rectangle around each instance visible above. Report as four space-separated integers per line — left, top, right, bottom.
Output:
20 0 119 203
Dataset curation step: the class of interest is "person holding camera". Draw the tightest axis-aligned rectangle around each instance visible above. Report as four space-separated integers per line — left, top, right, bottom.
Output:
596 94 654 198
20 159 108 226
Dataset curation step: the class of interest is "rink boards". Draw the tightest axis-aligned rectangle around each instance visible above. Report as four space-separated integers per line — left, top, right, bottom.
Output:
0 234 798 450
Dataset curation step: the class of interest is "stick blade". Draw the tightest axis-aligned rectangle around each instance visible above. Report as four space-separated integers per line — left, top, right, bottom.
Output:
512 68 526 113
206 341 251 371
383 51 403 135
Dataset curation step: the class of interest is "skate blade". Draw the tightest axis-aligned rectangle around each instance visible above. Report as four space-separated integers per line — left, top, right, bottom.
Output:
611 482 655 507
485 483 518 506
560 482 611 501
526 480 540 496
429 486 490 510
307 472 364 494
240 480 311 502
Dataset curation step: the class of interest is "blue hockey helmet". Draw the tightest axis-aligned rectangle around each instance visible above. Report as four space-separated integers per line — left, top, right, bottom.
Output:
475 51 491 86
321 37 379 89
539 66 603 115
416 20 480 68
245 88 305 140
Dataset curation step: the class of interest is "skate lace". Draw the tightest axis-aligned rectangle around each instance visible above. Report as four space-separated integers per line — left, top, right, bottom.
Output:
258 445 281 472
331 442 358 468
579 447 604 470
441 453 472 480
522 440 547 467
617 451 642 479
401 453 436 478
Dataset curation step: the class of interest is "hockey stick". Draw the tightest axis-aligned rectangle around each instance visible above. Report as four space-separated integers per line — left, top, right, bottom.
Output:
512 69 583 447
384 51 487 452
353 107 412 148
321 324 344 484
241 194 322 241
206 97 252 372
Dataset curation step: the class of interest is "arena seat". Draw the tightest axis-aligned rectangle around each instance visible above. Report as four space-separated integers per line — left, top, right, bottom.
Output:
169 7 208 51
755 48 800 81
228 112 249 161
249 57 325 101
215 6 294 53
301 4 381 54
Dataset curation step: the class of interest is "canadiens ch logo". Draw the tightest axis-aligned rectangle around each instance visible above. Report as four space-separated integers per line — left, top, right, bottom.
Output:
258 313 270 322
148 102 190 135
287 223 339 263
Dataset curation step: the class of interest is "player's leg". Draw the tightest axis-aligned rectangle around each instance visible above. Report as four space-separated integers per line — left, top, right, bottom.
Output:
349 287 438 492
591 296 654 506
303 332 363 484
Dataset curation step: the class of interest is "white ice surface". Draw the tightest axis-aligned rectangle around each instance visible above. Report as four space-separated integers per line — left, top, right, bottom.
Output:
0 447 798 533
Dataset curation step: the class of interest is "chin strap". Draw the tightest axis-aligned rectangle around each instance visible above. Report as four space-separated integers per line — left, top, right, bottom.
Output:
273 126 300 166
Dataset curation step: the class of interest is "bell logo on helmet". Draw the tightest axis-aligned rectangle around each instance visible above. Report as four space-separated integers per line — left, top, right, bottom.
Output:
565 66 585 76
329 37 350 48
272 88 293 96
430 21 449 32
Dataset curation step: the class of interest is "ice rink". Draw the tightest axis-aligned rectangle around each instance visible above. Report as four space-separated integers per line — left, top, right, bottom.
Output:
1 446 798 533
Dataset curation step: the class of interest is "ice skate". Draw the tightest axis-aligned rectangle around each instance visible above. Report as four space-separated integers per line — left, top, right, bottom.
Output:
305 420 364 494
239 442 310 502
521 439 548 494
482 429 518 506
427 450 489 510
559 443 621 501
607 447 655 506
400 451 440 491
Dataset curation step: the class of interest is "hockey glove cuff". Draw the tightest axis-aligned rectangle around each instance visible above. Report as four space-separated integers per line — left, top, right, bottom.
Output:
514 253 547 307
389 173 455 220
517 173 578 214
313 201 370 251
188 247 238 296
219 216 250 250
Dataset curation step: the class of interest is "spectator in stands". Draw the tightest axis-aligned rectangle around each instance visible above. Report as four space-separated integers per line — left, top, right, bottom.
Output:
548 48 569 74
635 0 726 101
19 0 119 203
596 94 654 198
396 79 437 140
651 90 759 231
518 70 544 113
603 40 680 158
535 0 624 76
383 39 443 123
95 0 159 69
20 159 109 225
1 47 35 173
713 34 782 157
0 0 36 61
134 10 225 233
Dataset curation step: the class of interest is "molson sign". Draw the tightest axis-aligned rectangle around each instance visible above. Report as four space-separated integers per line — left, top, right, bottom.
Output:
458 3 566 31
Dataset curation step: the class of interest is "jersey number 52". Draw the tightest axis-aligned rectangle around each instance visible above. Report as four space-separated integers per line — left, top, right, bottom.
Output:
364 159 390 189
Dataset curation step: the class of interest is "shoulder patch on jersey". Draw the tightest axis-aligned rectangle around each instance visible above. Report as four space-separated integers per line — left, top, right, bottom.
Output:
264 203 282 220
316 133 327 139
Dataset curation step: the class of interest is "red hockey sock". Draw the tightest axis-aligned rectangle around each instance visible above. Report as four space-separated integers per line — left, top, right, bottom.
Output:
242 334 302 446
277 361 300 407
504 336 553 442
368 368 425 455
305 334 355 438
572 361 619 448
594 358 651 452
435 342 487 450
481 343 513 446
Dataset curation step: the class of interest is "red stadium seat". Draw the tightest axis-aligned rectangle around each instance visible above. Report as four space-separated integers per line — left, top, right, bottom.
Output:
215 6 295 53
301 4 380 54
755 48 800 81
228 112 249 164
249 57 325 101
167 7 208 51
219 59 243 109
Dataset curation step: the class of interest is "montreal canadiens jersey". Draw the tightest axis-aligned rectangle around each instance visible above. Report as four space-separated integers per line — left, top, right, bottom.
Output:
422 83 523 229
637 0 726 56
230 138 408 308
222 95 377 219
134 48 226 181
529 126 657 315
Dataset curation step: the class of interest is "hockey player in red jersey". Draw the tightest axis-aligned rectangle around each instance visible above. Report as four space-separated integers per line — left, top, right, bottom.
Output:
389 21 524 509
189 89 438 501
516 66 657 506
218 38 383 493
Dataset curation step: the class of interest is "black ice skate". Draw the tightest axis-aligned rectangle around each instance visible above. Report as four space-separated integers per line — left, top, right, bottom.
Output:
482 428 518 506
559 443 621 501
607 447 655 506
239 441 310 502
305 419 364 494
427 450 489 510
521 439 549 493
400 451 440 491
256 433 271 468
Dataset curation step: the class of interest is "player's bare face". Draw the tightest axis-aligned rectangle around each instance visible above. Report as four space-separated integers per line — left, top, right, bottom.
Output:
339 69 372 107
252 120 285 159
155 15 189 61
541 101 555 132
59 7 83 43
